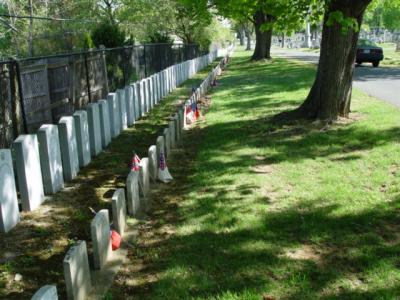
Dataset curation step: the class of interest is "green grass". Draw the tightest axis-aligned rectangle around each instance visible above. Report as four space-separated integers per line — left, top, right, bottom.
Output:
110 49 400 299
377 43 400 67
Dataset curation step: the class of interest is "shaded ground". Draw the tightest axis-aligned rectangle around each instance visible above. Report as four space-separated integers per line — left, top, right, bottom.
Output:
109 49 400 299
0 62 220 300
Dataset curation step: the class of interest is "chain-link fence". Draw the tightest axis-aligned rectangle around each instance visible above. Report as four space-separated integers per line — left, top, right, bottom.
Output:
0 43 205 147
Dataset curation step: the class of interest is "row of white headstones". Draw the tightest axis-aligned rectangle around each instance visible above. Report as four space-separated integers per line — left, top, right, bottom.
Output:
5 47 234 300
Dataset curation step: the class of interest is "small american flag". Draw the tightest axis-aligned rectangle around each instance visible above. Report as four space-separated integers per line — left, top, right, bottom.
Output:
131 152 141 172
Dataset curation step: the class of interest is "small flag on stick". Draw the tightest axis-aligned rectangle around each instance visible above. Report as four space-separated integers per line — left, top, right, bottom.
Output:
131 151 141 172
158 151 173 183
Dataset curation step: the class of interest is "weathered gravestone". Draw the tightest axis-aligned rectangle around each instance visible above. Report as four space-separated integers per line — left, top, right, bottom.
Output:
146 78 152 112
155 73 161 104
169 120 176 149
37 125 64 195
58 116 80 181
137 81 145 118
31 285 58 300
13 135 45 211
139 157 150 202
148 146 157 183
91 209 111 270
173 114 181 142
0 149 20 233
117 89 128 130
151 75 157 106
86 103 102 156
156 136 165 170
125 85 135 126
63 240 92 300
112 188 126 236
178 106 184 131
141 79 148 115
131 83 140 120
107 93 121 138
98 100 111 148
163 128 171 158
73 111 91 167
126 171 140 217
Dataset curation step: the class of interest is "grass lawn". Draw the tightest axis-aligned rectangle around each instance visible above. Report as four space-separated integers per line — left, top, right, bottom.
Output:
110 49 400 299
377 43 400 67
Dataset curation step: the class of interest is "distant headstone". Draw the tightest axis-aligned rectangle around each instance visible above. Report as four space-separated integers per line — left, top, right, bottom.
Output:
156 136 165 169
151 76 157 107
146 78 152 113
58 117 80 181
169 120 176 149
131 83 140 120
126 171 140 217
0 149 20 233
148 146 157 183
13 135 45 211
125 86 135 126
107 93 121 138
117 89 128 130
141 79 148 115
37 125 64 195
137 81 145 118
112 189 127 236
163 128 171 158
98 100 111 148
31 285 58 300
173 114 180 142
139 157 150 200
63 240 92 300
73 110 91 167
90 209 111 270
86 103 102 156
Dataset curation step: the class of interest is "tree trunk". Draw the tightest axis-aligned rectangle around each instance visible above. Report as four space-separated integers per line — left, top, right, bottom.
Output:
251 11 274 60
295 0 372 121
237 27 245 46
281 33 285 48
28 0 34 57
245 29 252 50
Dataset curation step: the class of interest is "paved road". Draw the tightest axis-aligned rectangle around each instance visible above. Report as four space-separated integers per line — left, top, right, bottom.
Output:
272 49 400 108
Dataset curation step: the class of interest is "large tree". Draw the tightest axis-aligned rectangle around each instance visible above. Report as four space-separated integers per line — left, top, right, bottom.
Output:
295 0 373 121
212 0 309 60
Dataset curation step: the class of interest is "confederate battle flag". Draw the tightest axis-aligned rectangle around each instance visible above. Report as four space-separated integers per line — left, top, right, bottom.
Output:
131 151 141 172
158 151 173 183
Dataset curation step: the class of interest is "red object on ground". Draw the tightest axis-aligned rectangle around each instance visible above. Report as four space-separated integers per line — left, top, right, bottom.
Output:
110 230 121 250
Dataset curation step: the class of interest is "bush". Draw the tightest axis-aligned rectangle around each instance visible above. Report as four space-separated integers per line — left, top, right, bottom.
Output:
92 22 125 48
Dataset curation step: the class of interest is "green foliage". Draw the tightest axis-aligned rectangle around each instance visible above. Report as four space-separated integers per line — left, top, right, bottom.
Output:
91 22 126 48
326 11 360 33
82 32 95 49
148 32 174 44
364 0 400 30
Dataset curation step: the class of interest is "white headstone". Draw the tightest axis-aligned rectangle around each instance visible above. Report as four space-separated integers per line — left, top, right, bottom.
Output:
98 100 111 148
31 285 58 300
139 157 150 200
125 85 135 126
63 240 92 300
126 171 140 217
112 188 127 236
117 89 128 130
58 117 80 181
156 136 165 170
141 79 148 115
37 125 64 195
173 114 180 142
163 128 171 158
137 81 145 117
146 78 152 113
148 145 157 183
169 120 176 149
13 134 45 211
131 83 140 120
73 110 91 167
86 103 102 156
151 76 157 107
90 209 111 270
0 149 20 233
107 93 121 138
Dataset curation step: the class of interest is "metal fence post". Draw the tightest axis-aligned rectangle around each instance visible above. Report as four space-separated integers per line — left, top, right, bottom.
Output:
143 44 147 78
84 51 92 103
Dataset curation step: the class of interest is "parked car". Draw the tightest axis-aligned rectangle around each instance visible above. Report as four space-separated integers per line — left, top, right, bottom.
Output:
356 39 384 67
